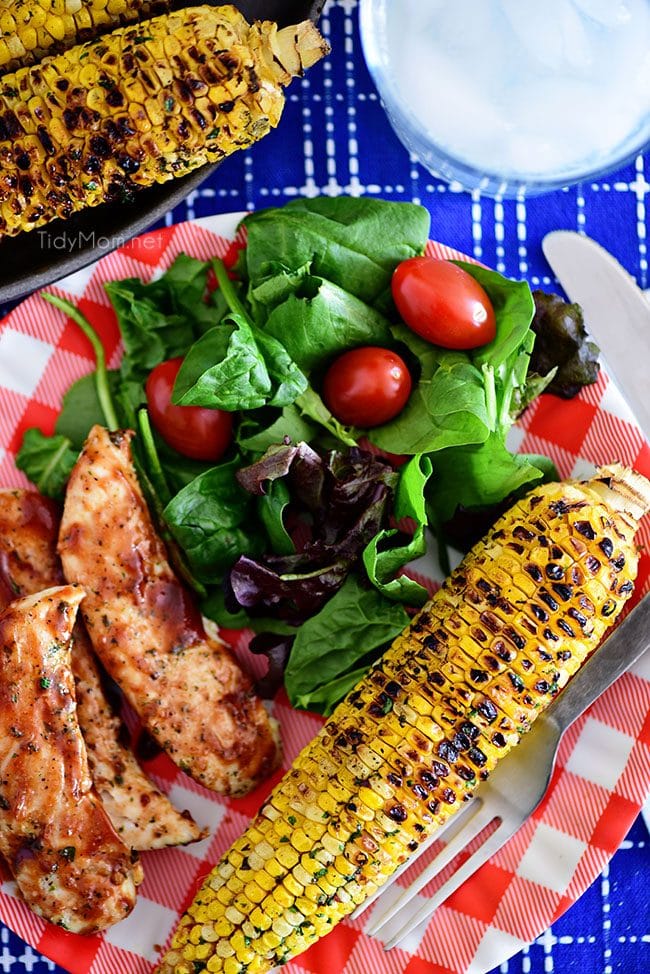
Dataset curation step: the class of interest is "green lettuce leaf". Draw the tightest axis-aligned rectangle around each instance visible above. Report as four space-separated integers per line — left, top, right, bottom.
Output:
426 434 558 524
362 454 433 605
284 575 409 712
163 459 262 582
15 429 78 500
263 277 393 372
240 196 430 313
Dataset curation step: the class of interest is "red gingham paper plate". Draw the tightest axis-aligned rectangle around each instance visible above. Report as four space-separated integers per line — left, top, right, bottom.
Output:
0 214 649 974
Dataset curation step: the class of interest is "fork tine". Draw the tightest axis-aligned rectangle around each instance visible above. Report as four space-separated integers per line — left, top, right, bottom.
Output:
366 799 495 938
349 797 480 922
382 823 515 950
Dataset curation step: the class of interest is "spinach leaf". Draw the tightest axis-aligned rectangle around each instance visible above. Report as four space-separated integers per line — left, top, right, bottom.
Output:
158 253 213 318
426 433 554 524
172 317 273 411
370 328 491 454
236 405 317 453
104 254 220 384
163 460 262 583
54 371 123 449
284 575 408 711
172 260 307 411
258 479 294 555
106 281 195 383
240 197 430 312
253 326 309 407
362 454 432 605
294 388 358 446
263 277 393 372
15 429 78 500
292 665 372 717
465 263 536 371
248 261 312 316
153 434 213 493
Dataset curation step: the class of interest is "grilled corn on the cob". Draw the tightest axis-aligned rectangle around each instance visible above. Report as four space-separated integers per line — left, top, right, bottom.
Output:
0 5 328 237
156 464 650 974
0 0 172 73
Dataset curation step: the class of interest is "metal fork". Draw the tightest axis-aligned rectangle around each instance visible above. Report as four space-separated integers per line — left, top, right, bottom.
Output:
355 593 650 950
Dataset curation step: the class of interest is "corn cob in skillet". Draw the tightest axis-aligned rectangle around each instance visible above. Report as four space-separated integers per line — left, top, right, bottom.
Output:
0 0 172 73
156 464 650 974
0 5 328 237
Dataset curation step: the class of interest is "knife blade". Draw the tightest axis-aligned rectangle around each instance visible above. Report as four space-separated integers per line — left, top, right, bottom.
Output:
542 230 650 439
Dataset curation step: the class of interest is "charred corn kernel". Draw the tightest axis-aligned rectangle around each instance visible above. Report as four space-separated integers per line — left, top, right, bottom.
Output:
0 0 175 72
0 6 328 237
155 465 650 974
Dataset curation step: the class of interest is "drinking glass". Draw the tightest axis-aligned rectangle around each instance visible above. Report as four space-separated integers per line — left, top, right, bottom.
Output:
359 0 650 197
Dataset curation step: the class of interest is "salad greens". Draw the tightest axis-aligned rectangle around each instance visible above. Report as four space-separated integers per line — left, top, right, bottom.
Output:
15 195 597 715
528 290 600 399
164 460 261 584
240 196 431 314
228 442 398 623
284 575 409 715
174 260 307 410
362 454 433 607
370 264 554 513
16 429 78 500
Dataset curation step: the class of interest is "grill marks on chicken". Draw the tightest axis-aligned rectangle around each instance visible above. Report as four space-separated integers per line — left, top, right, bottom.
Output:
0 586 142 933
0 487 206 850
59 426 281 796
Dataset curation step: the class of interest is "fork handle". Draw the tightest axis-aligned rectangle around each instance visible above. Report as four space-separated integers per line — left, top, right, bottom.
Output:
547 594 650 733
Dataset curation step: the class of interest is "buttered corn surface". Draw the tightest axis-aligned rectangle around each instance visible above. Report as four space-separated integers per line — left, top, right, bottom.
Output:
0 5 327 236
156 465 650 974
0 0 173 72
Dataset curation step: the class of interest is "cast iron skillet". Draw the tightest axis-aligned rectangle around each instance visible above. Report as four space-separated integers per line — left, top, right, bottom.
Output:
0 1 325 304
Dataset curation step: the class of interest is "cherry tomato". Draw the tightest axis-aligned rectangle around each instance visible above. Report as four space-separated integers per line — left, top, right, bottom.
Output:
323 347 412 428
392 256 496 350
145 357 233 461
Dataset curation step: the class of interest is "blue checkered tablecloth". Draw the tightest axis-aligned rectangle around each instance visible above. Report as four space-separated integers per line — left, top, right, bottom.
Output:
1 1 649 972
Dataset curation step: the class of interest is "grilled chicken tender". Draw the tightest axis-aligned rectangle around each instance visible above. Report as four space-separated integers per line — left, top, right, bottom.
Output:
0 487 206 851
156 464 650 974
0 0 173 73
59 425 281 795
0 585 142 934
0 5 328 237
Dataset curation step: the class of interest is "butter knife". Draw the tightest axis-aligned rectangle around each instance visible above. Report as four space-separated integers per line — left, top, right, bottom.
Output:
542 230 650 439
